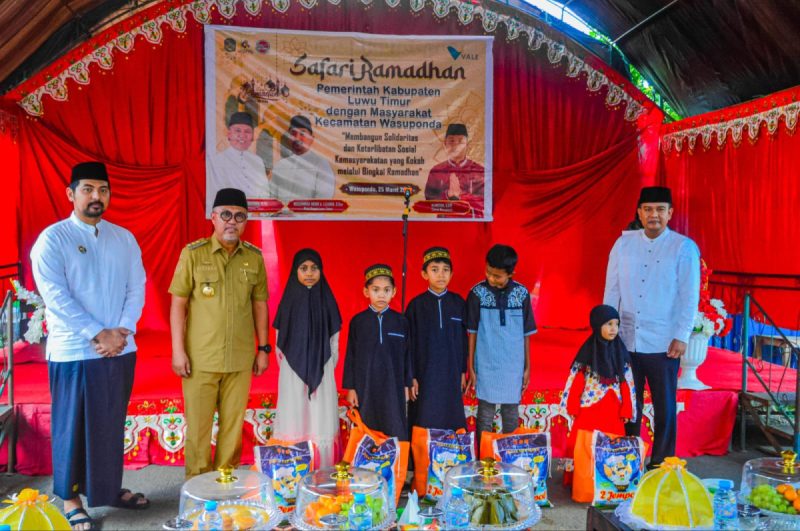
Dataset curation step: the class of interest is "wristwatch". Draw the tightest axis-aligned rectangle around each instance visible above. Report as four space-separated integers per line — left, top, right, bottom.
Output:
258 344 272 354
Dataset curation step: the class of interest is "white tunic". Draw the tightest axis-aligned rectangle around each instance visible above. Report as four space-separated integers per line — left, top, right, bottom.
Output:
30 213 146 362
208 147 270 212
273 331 341 467
269 151 336 203
603 227 700 353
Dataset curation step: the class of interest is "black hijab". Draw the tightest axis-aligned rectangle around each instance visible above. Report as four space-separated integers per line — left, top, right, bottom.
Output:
273 249 342 397
572 304 631 385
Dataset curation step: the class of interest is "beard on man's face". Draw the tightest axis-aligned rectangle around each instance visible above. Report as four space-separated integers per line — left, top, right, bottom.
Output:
83 201 106 218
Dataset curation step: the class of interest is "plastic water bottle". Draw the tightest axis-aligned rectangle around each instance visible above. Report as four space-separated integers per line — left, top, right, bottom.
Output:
713 479 739 530
444 487 471 529
197 500 224 531
348 492 373 530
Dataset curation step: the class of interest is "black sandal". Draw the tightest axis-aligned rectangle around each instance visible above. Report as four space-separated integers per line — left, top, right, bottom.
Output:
65 507 96 530
113 488 150 510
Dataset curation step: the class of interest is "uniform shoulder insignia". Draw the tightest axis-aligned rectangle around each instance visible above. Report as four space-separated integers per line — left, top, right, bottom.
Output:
243 241 262 253
187 238 210 250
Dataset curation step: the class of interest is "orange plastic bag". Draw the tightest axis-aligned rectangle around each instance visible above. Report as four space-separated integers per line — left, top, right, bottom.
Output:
343 409 408 506
411 426 475 501
573 429 647 505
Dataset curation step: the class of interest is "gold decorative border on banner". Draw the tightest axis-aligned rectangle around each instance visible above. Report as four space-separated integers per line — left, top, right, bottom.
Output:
662 100 800 154
16 0 651 123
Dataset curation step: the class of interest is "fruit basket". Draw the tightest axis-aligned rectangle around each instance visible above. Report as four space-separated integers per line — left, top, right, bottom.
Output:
289 461 394 530
178 467 283 530
741 451 800 529
438 457 541 530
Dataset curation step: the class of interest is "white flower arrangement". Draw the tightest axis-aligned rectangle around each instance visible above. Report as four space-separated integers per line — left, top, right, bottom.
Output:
692 298 730 338
10 279 47 344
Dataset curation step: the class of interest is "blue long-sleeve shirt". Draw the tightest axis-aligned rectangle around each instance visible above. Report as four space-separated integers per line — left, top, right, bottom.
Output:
30 213 146 362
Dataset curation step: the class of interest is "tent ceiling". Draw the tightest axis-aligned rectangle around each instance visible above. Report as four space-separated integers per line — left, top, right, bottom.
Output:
1 0 799 118
567 0 800 117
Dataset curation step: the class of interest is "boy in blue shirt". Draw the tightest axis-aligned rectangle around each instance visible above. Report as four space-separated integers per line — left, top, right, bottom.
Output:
466 244 536 445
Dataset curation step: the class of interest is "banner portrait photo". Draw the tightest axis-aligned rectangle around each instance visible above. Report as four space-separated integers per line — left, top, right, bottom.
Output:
204 27 493 221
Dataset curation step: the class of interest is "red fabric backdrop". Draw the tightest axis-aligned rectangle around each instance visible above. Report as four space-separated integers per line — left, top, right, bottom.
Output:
4 1 658 356
661 114 800 328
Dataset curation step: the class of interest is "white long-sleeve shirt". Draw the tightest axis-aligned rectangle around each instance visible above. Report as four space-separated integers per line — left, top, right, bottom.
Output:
270 150 336 203
207 147 270 214
603 227 700 353
30 213 146 362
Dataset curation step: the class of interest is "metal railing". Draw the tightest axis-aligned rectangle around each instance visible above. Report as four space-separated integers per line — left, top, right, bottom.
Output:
740 292 800 453
0 289 16 473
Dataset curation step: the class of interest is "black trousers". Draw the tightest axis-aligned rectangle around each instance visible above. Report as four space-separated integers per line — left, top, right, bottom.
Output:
625 352 680 466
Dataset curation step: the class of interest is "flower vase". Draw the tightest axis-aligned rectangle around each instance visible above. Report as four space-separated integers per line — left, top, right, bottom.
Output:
678 332 711 390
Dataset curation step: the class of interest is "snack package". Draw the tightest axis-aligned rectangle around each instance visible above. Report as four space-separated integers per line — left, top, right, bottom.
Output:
490 432 552 507
254 440 316 513
351 433 407 507
573 429 646 506
411 426 475 502
344 408 409 506
479 427 540 459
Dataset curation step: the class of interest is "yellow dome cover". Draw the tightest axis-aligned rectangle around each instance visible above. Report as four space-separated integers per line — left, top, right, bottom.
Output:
0 488 71 530
630 457 714 528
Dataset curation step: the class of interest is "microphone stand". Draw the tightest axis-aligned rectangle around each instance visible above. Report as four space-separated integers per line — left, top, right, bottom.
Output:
401 188 411 311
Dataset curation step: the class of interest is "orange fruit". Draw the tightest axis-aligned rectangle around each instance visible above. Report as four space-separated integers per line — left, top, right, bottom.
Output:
786 489 798 502
793 498 800 511
777 484 793 494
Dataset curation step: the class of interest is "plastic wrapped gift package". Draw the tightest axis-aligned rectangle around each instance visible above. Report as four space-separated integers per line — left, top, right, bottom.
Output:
617 457 713 529
439 457 541 530
178 467 283 530
289 461 394 530
741 451 800 529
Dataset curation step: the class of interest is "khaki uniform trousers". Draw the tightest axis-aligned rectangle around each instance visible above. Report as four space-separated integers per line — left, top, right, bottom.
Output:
182 369 252 478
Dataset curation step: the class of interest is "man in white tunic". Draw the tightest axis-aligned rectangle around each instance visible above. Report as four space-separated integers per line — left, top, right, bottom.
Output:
603 186 700 468
270 115 335 205
208 112 270 213
30 162 148 530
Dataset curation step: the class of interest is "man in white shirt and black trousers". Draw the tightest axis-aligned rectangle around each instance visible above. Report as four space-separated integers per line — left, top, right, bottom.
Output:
603 186 700 469
30 161 148 530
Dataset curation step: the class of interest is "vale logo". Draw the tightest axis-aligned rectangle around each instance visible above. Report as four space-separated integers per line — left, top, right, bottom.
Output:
447 45 478 60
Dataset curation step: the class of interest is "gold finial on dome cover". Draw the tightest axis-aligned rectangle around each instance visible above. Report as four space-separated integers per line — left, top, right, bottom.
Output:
333 461 353 481
781 451 797 474
216 466 237 484
479 457 500 478
658 457 687 470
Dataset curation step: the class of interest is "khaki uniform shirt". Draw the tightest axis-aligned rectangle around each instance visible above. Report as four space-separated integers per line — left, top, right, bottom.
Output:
169 236 268 372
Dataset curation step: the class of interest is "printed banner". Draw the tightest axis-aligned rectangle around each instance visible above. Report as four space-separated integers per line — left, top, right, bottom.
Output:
205 27 493 220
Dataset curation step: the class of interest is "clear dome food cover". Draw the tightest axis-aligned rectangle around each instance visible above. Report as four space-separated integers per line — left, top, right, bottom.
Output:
289 461 394 530
741 451 800 528
617 457 713 530
178 467 283 530
439 457 541 530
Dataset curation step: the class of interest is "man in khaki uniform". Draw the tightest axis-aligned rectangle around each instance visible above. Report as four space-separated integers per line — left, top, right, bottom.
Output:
169 187 270 478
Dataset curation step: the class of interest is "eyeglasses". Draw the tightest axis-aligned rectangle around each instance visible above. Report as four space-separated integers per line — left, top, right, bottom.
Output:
217 210 248 223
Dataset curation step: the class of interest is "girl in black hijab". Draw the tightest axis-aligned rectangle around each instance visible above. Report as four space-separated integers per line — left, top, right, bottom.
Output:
560 304 637 484
272 249 342 466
